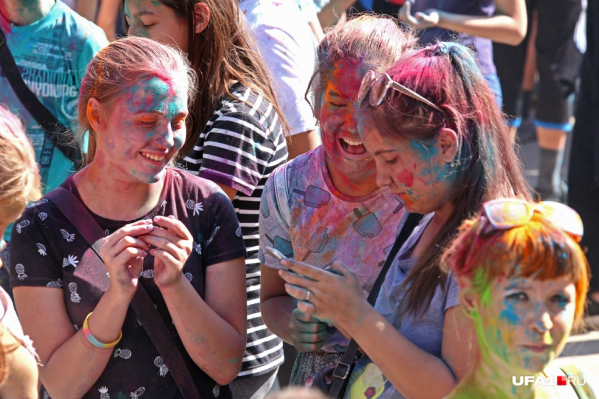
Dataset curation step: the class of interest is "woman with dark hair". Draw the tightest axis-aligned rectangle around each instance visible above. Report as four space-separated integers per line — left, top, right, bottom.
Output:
259 14 415 387
123 1 289 396
276 42 532 398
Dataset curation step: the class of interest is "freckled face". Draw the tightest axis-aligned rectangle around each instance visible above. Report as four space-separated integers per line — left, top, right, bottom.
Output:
359 118 453 214
96 75 188 184
318 61 376 181
125 0 189 52
477 276 576 374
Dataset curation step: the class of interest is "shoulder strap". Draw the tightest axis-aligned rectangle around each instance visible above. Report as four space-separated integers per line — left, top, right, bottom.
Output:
0 28 82 169
45 188 202 399
328 212 424 398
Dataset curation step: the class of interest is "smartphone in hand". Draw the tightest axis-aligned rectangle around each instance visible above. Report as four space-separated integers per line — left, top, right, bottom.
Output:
265 246 287 262
265 246 306 277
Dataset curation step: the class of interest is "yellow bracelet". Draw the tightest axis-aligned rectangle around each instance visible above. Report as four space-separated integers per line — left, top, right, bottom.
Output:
82 313 122 349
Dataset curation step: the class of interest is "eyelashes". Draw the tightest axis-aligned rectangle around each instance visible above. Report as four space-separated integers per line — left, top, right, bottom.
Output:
505 292 572 307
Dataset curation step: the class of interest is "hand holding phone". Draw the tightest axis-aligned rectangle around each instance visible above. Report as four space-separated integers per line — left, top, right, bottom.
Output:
265 246 305 277
265 246 287 262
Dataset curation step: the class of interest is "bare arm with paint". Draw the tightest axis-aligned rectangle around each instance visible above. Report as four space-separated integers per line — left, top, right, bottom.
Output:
279 259 476 399
141 216 247 385
287 129 322 160
317 0 356 28
13 221 153 398
399 0 527 46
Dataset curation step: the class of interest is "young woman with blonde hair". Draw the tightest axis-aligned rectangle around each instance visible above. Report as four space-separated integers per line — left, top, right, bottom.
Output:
10 37 247 399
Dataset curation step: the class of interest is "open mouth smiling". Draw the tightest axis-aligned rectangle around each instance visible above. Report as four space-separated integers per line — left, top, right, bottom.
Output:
140 151 166 162
339 137 366 155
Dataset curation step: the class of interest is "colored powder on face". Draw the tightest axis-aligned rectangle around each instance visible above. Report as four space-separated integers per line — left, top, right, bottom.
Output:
396 169 414 187
479 284 491 306
542 331 554 345
499 299 520 326
410 140 438 161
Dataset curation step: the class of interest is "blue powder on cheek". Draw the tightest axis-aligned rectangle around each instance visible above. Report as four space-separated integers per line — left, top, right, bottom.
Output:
499 299 521 326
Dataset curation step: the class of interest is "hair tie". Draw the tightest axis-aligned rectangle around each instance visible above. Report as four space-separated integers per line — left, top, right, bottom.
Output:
426 42 451 57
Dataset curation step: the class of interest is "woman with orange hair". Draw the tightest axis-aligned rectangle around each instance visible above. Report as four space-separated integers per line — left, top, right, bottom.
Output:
443 199 594 399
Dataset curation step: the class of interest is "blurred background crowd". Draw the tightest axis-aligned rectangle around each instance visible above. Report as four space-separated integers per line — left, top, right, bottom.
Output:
1 0 598 397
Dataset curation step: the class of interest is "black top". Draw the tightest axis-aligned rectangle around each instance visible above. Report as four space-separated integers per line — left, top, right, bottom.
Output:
10 168 246 399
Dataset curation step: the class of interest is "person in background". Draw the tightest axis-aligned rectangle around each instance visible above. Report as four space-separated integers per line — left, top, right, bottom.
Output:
0 0 108 289
260 15 414 387
316 0 527 107
397 0 527 106
123 1 288 397
295 0 325 43
495 0 584 202
569 0 599 317
277 42 532 399
96 0 125 41
240 0 321 159
0 105 43 399
443 199 594 399
10 36 247 399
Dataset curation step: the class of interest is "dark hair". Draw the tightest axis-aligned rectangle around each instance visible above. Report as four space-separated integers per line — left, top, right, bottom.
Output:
361 42 532 317
132 0 288 158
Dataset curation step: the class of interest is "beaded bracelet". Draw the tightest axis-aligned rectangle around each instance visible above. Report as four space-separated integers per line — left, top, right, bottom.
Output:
82 312 122 349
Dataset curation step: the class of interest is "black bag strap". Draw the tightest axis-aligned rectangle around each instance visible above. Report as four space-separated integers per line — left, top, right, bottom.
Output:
0 28 82 169
328 212 424 398
45 187 202 399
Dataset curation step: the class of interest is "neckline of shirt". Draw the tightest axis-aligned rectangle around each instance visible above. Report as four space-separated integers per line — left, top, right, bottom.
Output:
66 168 173 229
316 145 388 203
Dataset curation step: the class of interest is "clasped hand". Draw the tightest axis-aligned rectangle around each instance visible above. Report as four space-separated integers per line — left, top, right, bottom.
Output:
99 216 193 296
399 1 440 30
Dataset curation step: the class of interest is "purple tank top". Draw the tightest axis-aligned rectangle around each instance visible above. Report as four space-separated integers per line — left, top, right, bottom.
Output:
413 0 497 75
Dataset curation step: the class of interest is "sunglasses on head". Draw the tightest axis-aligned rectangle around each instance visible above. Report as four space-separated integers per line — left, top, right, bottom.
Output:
358 70 444 114
481 199 583 241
